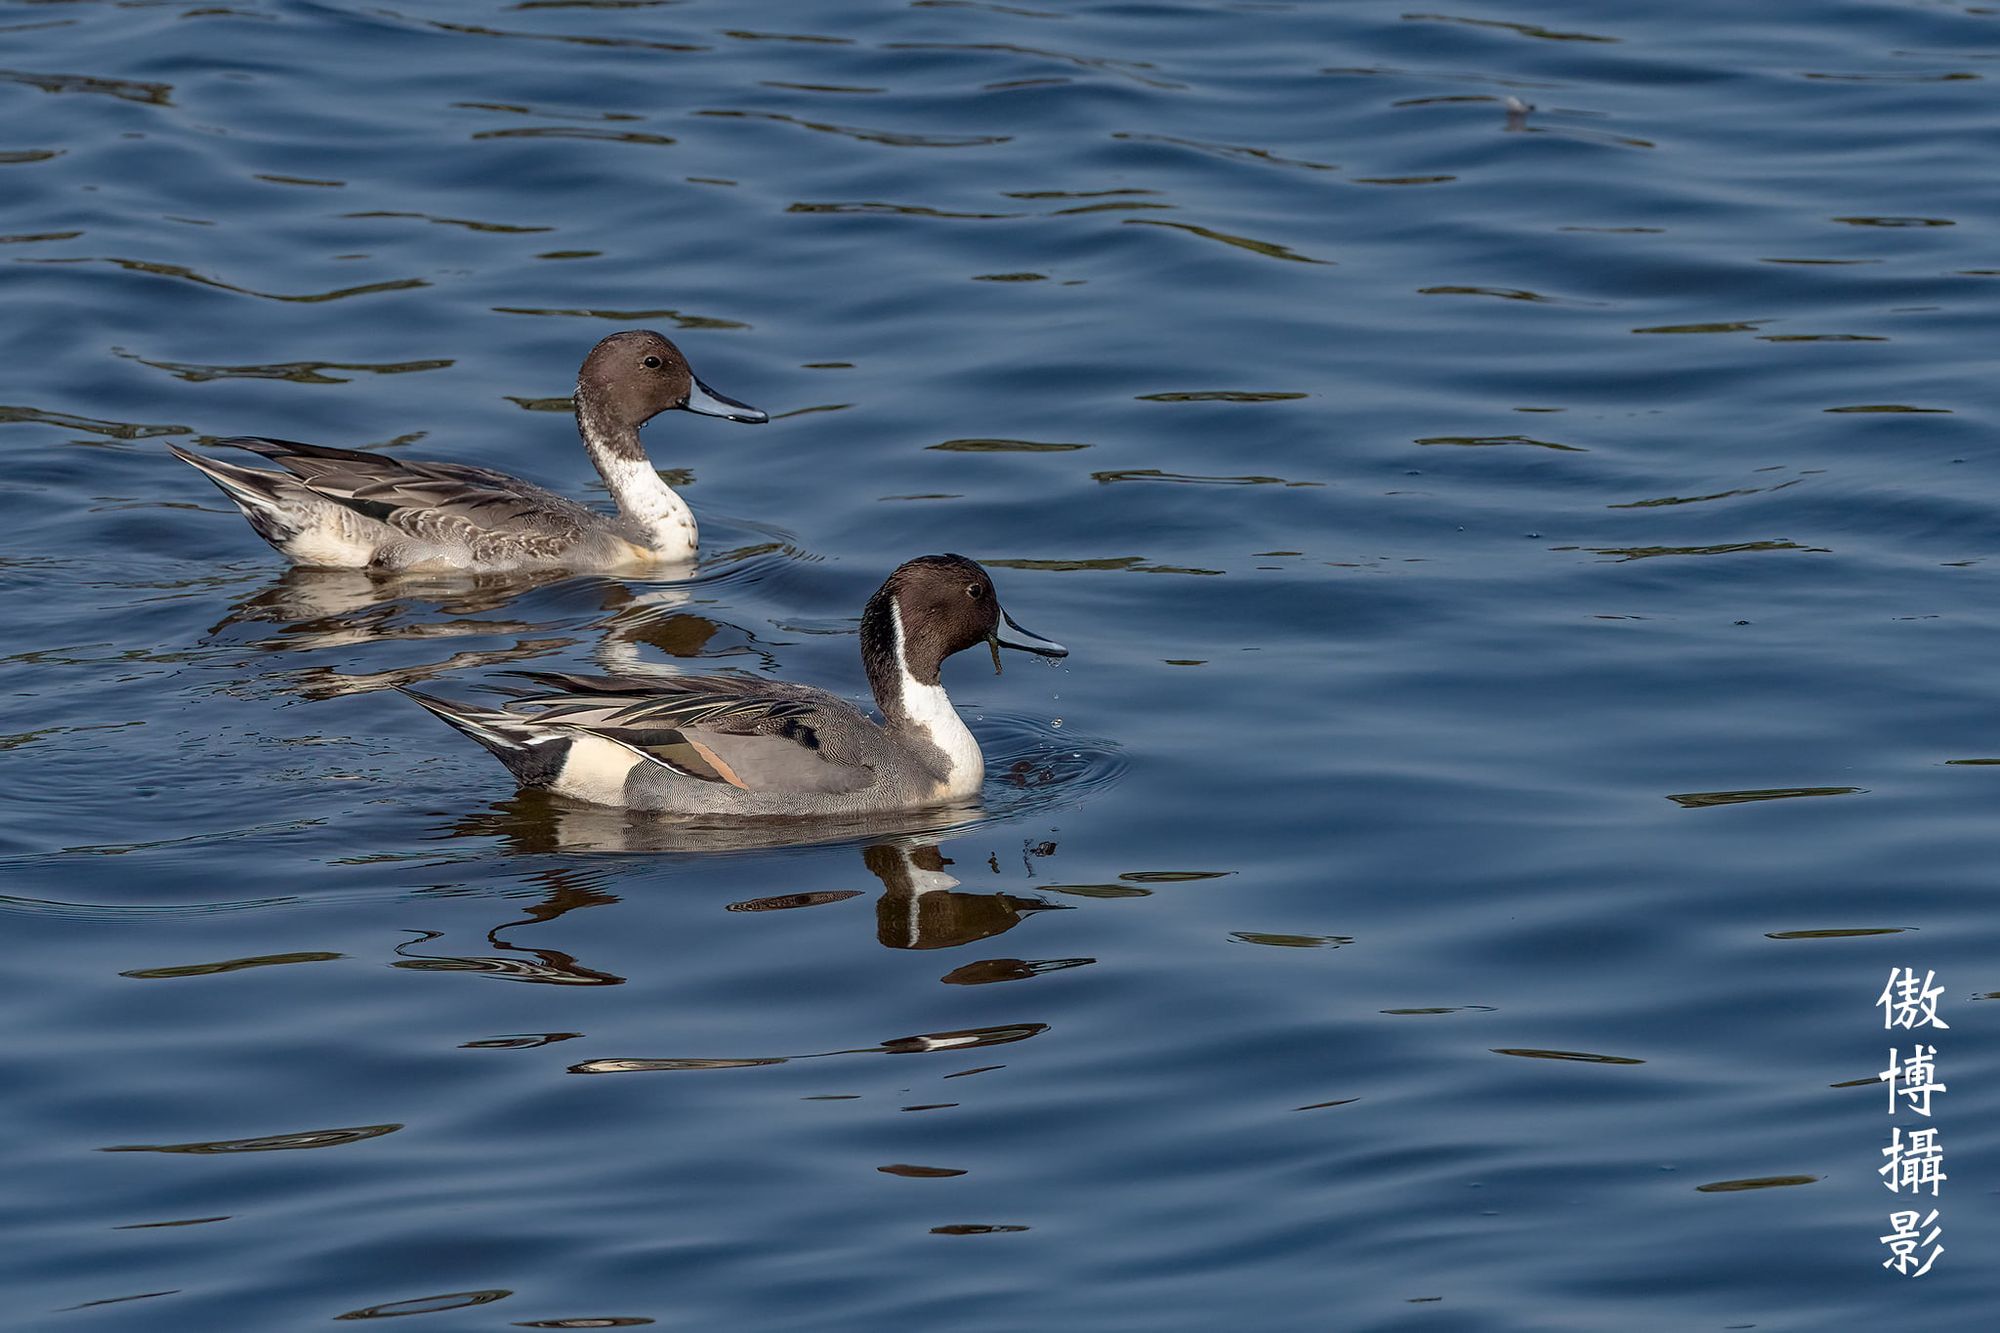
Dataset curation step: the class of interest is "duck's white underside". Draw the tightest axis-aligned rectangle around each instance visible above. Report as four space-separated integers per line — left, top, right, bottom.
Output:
280 506 384 569
552 733 652 805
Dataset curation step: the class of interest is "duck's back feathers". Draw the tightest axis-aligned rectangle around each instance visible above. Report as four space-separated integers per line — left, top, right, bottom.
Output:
500 667 839 708
212 436 597 565
524 671 877 795
413 671 880 806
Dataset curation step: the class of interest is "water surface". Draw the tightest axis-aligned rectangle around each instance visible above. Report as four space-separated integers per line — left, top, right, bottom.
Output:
5 0 2000 1327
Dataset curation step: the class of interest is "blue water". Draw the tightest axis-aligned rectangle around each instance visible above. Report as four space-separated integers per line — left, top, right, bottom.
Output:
5 0 1999 1326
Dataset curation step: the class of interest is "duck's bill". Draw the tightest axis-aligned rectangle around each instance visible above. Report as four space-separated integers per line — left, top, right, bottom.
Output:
683 374 768 424
993 610 1067 658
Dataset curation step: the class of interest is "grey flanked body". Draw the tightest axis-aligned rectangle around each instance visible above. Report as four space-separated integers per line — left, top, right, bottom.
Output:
403 555 1069 816
169 330 766 572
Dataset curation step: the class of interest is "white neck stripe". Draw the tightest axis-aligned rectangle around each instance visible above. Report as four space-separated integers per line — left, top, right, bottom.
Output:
890 602 983 798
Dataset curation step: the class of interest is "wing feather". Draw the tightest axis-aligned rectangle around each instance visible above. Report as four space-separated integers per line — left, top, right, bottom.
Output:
496 671 875 794
216 436 595 554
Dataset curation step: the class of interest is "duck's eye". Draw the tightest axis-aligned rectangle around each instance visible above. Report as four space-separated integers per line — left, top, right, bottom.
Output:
966 583 984 600
642 355 663 370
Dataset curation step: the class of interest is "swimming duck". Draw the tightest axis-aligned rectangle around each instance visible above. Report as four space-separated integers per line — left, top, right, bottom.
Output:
169 330 766 572
403 554 1067 815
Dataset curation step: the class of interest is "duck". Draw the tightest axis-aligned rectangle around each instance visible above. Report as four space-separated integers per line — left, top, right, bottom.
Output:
402 554 1068 815
169 329 766 572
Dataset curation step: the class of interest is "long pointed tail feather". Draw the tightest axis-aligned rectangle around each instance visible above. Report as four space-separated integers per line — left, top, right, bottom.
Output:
400 688 571 787
169 443 303 546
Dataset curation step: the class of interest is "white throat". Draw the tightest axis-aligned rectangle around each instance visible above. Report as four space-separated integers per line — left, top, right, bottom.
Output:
581 413 697 558
890 603 984 798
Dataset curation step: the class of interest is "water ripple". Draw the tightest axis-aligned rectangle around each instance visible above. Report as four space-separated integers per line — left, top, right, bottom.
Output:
378 10 704 52
8 0 2000 1324
1665 786 1865 809
1111 131 1337 172
492 306 748 328
121 951 344 979
0 405 188 442
116 350 454 384
471 126 677 146
1401 13 1621 43
102 1123 403 1154
1123 219 1333 265
696 109 1010 147
570 1021 1049 1075
35 257 427 304
0 66 171 104
344 210 553 234
336 1290 512 1320
885 41 1187 90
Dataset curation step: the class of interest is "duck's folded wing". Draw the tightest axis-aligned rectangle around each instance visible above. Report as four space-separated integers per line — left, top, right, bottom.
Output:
502 667 835 706
511 677 876 795
217 437 592 550
609 724 873 794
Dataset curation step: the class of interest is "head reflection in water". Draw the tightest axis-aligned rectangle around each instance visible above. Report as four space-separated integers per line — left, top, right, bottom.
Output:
863 842 1065 951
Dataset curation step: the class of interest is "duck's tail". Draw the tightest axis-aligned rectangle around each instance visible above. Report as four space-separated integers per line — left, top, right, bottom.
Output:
169 443 304 549
400 688 572 788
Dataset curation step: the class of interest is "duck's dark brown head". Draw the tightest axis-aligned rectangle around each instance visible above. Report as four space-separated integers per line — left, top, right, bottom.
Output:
860 554 1067 695
575 330 766 446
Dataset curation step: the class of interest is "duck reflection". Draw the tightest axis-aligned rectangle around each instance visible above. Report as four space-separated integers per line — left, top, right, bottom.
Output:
212 566 586 633
861 842 1067 952
588 574 788 677
207 564 793 699
446 787 986 855
206 567 591 698
722 841 1070 954
391 867 624 986
441 797 1084 968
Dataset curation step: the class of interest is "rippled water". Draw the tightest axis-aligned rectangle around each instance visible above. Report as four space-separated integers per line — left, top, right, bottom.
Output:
6 0 1999 1326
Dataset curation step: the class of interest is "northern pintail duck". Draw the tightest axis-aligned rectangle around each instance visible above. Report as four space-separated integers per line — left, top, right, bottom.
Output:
170 330 766 572
403 554 1067 815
